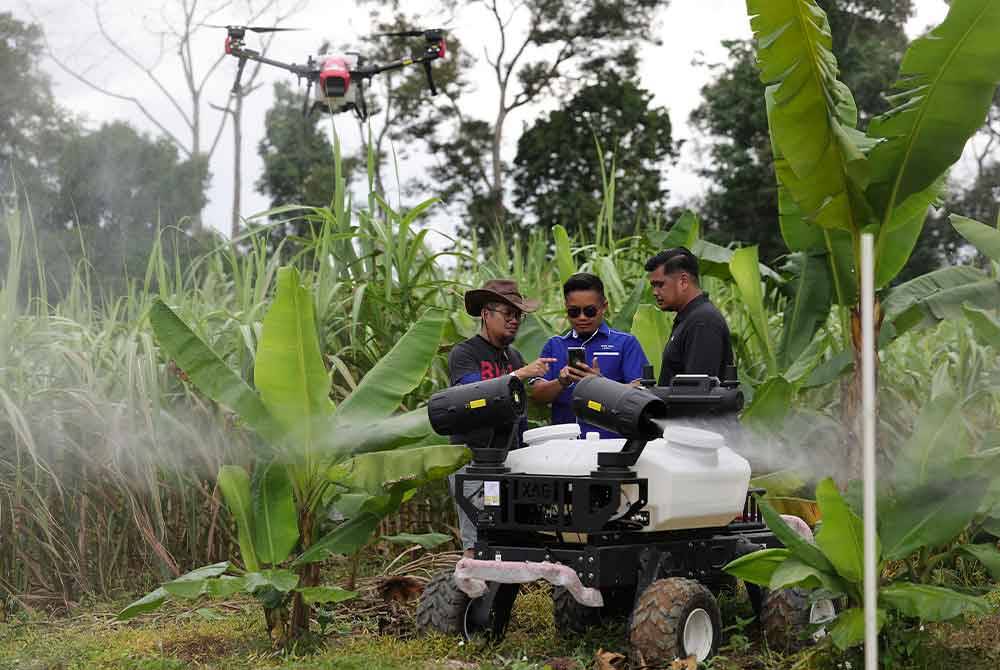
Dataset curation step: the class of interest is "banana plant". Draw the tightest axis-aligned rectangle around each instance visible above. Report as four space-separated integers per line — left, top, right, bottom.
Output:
117 266 469 646
746 0 1000 469
725 475 998 651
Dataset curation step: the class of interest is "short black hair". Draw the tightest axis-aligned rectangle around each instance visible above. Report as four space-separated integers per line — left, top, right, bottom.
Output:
645 247 700 280
563 272 605 299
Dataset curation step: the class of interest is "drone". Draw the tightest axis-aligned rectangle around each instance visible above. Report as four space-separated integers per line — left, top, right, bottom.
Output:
215 25 447 120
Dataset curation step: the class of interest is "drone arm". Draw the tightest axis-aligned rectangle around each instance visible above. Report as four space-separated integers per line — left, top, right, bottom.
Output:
232 57 248 94
229 44 314 79
355 51 441 94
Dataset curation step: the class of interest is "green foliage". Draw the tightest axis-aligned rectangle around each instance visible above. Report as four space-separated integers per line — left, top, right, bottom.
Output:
726 471 997 650
121 264 465 643
255 81 353 240
513 75 676 237
692 1 915 264
745 0 1000 327
0 12 76 219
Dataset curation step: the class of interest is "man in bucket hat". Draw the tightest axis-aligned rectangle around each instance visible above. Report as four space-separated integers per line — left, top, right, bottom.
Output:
448 279 555 557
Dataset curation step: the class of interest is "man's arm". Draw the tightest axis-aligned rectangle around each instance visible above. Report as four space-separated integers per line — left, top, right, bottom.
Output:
681 321 727 377
525 339 563 403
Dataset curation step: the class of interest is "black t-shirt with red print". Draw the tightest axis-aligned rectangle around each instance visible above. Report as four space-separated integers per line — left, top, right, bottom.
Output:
447 334 527 447
448 334 526 385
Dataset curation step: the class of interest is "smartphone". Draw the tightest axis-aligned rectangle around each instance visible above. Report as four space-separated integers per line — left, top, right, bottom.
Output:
567 347 586 368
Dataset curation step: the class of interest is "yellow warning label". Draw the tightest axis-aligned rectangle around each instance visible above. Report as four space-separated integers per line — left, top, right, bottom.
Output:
469 398 487 409
587 400 602 412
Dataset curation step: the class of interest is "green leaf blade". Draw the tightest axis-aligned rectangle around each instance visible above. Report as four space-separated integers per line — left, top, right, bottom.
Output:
814 477 868 583
335 310 445 425
217 466 259 573
868 0 1000 220
252 462 300 565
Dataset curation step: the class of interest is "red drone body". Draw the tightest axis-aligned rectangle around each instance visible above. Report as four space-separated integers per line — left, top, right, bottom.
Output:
214 24 447 120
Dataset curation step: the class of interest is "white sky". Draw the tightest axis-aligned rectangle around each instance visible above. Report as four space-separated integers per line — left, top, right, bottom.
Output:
19 0 956 240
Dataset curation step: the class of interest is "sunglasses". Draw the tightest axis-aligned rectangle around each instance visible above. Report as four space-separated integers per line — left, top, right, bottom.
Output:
487 307 523 322
567 305 600 318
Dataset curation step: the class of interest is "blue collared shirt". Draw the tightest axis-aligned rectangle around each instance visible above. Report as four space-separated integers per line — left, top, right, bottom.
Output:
540 322 649 438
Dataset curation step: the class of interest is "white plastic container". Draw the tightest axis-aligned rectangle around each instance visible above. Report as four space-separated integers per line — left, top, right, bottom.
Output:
508 423 751 531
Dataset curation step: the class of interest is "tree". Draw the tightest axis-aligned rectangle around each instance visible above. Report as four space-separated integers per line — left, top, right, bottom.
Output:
400 0 669 239
0 12 76 223
691 1 914 263
353 11 472 197
44 120 210 296
255 81 355 247
40 0 302 233
513 71 676 237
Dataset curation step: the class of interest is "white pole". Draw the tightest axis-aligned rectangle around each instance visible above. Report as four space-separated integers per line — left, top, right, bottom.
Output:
861 232 878 670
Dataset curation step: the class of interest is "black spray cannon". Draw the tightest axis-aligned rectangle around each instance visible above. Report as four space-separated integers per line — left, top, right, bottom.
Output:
639 364 743 417
427 375 526 474
571 377 667 477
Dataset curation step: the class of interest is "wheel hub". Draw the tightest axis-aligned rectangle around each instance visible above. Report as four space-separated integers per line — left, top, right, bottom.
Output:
809 598 837 640
683 608 714 661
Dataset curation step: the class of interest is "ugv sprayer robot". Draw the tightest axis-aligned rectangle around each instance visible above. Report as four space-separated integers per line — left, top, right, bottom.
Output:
415 370 836 665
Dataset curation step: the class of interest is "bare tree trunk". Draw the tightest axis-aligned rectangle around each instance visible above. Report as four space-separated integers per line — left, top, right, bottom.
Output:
491 107 507 226
231 94 244 239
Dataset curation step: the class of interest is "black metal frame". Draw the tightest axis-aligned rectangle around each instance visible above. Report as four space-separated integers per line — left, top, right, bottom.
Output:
457 468 778 595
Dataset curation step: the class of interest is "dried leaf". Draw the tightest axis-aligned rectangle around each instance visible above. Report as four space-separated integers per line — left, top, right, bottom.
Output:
670 656 698 670
377 575 424 603
593 648 626 670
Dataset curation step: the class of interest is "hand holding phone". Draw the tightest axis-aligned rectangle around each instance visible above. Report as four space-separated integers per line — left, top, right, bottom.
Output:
567 347 586 368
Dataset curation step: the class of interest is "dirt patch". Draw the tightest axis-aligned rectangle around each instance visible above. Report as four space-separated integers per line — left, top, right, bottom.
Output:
158 632 241 663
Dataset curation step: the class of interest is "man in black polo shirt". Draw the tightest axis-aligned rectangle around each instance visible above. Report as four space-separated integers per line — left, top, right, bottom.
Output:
645 247 734 385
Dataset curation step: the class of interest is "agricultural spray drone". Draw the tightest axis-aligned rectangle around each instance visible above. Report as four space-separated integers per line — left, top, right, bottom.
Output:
213 24 447 119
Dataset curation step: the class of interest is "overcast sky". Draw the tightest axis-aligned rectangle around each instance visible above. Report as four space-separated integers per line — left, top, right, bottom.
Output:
21 0 954 241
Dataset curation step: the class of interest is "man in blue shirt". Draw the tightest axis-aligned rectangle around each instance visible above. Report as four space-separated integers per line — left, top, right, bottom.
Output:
531 273 649 438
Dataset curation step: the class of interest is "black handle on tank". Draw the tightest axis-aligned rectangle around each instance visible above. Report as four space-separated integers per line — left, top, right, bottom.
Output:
646 374 744 417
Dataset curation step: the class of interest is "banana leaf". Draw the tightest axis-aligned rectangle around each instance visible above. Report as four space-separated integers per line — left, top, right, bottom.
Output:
881 265 1000 336
217 466 259 572
867 0 1000 221
778 252 832 369
879 477 989 561
952 213 1000 263
879 583 991 621
814 478 867 583
964 304 1000 349
254 266 331 459
335 310 445 424
630 304 672 380
749 0 870 233
874 178 945 288
892 392 970 490
730 246 777 375
329 444 470 497
329 408 435 456
553 224 576 284
148 300 280 444
252 462 299 565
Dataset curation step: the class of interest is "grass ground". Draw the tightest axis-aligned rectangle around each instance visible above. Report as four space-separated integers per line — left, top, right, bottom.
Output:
3 582 1000 670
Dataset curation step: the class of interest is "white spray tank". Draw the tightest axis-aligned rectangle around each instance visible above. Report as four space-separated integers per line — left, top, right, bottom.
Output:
506 423 751 531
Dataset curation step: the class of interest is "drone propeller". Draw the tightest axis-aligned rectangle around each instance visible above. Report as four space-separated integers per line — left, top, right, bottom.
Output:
372 28 445 39
207 24 305 33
